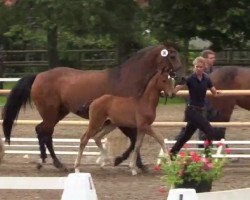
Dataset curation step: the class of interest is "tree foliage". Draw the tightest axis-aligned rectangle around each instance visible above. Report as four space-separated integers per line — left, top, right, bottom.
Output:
147 0 250 50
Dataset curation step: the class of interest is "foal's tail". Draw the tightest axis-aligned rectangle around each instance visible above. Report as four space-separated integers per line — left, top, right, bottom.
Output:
2 75 37 144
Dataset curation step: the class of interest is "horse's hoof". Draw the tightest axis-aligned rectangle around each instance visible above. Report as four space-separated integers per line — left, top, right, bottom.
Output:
60 166 69 172
96 157 101 164
67 167 75 173
75 168 80 173
37 163 43 170
131 169 138 176
53 159 64 169
139 165 148 173
114 156 123 166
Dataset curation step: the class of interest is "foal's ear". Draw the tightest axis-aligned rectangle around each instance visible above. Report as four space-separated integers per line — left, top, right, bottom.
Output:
158 67 165 74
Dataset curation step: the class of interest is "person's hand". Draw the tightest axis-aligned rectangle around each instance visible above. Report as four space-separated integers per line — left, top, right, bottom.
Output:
215 91 222 97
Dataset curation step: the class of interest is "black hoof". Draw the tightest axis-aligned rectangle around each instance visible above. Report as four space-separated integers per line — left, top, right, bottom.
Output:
53 159 64 169
139 165 148 172
53 159 68 172
67 167 75 173
37 163 43 170
5 138 10 145
114 156 124 166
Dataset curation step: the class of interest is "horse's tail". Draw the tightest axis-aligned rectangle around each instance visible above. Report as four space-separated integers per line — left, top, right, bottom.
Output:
2 74 37 144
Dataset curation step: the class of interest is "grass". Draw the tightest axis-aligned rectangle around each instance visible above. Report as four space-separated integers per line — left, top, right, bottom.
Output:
159 96 185 105
0 82 15 106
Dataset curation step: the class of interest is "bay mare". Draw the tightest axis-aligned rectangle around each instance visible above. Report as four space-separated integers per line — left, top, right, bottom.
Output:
208 66 250 138
1 43 183 170
74 70 174 175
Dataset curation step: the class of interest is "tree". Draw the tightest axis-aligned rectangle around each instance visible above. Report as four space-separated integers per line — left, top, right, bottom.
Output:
147 0 250 71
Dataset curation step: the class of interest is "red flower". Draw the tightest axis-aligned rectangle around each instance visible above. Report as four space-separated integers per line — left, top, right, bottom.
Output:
154 165 161 171
158 186 167 193
224 148 232 154
204 140 211 147
189 151 197 157
178 152 186 158
191 155 201 162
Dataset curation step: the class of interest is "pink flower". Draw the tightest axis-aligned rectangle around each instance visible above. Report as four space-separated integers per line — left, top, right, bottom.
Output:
216 142 224 147
201 157 209 164
207 163 213 169
154 165 161 171
224 148 232 154
184 143 191 148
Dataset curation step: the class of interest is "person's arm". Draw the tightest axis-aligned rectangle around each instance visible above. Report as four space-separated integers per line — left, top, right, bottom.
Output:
207 76 221 97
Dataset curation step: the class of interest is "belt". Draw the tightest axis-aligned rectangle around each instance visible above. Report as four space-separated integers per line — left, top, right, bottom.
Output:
187 105 205 111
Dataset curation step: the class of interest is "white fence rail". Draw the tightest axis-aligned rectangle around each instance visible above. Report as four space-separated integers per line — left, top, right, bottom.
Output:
157 139 250 165
2 137 106 156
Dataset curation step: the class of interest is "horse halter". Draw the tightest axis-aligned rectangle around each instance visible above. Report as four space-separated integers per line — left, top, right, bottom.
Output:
160 48 177 79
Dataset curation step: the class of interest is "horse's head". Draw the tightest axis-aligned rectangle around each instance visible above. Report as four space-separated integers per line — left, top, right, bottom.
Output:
156 43 185 84
156 69 175 98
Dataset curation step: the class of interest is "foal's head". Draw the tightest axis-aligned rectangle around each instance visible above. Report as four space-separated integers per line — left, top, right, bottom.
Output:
156 69 175 97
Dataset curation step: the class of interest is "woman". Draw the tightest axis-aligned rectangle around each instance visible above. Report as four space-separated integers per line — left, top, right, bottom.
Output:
170 56 221 155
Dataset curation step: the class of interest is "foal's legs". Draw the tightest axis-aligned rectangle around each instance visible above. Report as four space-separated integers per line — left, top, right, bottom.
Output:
74 126 103 172
94 122 116 166
129 131 145 175
74 114 106 172
74 129 93 172
147 127 171 162
116 127 145 170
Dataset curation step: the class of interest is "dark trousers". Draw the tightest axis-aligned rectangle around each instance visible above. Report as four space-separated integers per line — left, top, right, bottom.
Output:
171 106 216 155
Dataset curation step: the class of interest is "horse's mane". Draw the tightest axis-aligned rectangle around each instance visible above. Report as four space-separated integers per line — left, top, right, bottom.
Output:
108 42 178 84
136 71 158 98
119 45 156 68
108 45 157 82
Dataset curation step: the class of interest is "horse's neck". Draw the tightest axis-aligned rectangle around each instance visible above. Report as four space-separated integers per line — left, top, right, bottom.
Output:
139 79 160 110
111 61 157 95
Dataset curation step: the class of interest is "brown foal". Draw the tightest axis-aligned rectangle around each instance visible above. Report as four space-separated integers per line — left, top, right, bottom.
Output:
74 69 174 175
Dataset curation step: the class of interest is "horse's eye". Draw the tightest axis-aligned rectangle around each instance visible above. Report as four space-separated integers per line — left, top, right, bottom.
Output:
162 80 167 83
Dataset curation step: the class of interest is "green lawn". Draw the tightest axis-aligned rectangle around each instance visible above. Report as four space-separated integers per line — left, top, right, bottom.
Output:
159 96 185 105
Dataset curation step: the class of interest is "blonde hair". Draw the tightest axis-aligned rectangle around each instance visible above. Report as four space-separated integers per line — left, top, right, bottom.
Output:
193 56 206 66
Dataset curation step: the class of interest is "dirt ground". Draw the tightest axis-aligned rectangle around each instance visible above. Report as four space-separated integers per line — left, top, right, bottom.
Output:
0 104 250 200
